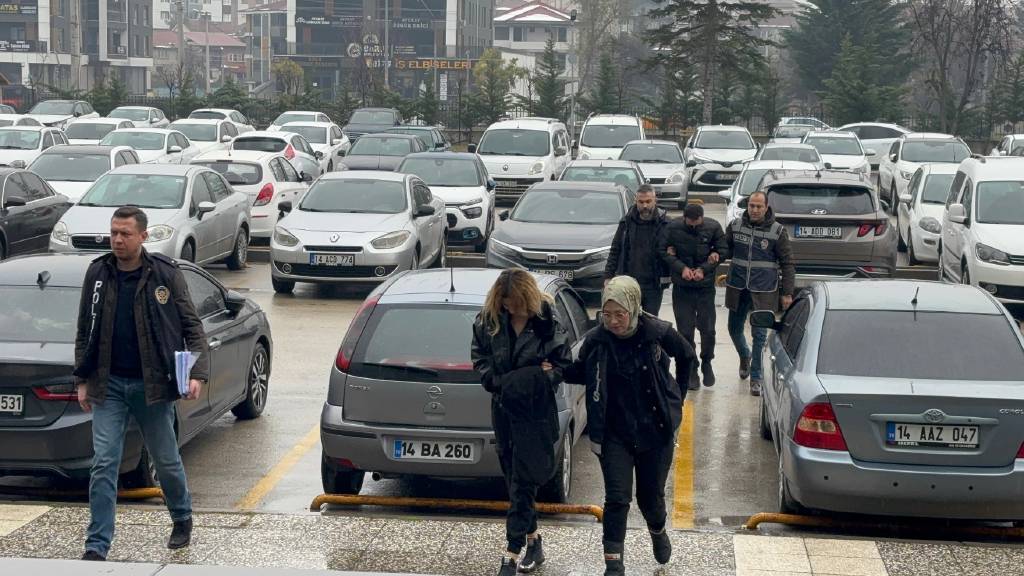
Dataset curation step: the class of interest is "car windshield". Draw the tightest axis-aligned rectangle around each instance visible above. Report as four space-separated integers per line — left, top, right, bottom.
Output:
760 147 821 164
399 158 481 187
108 108 150 121
737 168 771 197
512 189 623 224
773 126 813 139
581 125 640 148
189 110 228 120
172 123 217 142
351 304 479 383
0 130 40 150
65 123 118 140
785 118 818 126
299 179 407 213
901 140 971 163
818 311 1024 380
100 131 165 150
695 130 755 150
561 166 641 191
768 185 875 215
194 161 262 186
976 181 1024 225
234 136 286 153
0 286 79 343
350 110 396 124
620 143 683 163
274 112 316 125
286 125 327 144
805 137 862 155
349 136 413 157
78 174 187 209
29 101 74 115
477 129 549 156
386 128 432 149
30 153 111 181
921 173 954 204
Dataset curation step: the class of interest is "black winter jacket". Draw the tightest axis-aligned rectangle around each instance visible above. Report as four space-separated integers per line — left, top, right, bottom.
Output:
604 206 671 287
74 250 210 405
565 315 695 454
659 217 728 289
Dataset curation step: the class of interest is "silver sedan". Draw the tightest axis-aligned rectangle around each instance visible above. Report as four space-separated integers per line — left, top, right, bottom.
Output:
269 171 447 293
754 280 1024 521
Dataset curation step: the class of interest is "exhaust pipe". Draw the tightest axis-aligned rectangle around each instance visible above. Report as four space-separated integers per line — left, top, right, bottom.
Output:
371 472 383 482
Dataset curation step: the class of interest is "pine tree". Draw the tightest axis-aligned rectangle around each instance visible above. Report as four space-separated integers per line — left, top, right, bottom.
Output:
655 67 680 134
209 76 248 110
584 50 619 115
419 81 440 126
532 36 566 120
107 75 129 112
469 48 524 125
648 0 779 124
821 35 905 125
87 75 113 116
991 50 1024 124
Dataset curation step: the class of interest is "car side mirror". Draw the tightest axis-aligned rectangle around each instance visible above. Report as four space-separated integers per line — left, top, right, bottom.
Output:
737 196 750 209
224 289 246 315
278 200 292 214
948 203 966 224
314 151 324 160
301 172 313 183
824 162 832 169
196 200 215 219
571 139 578 149
168 145 183 154
435 141 446 149
880 199 891 213
416 205 436 217
221 135 232 143
889 153 897 162
749 310 781 330
864 148 876 156
486 179 496 191
686 160 697 168
331 138 342 146
9 159 26 169
499 209 510 221
73 111 82 118
467 143 477 154
899 193 912 204
717 189 732 201
150 118 159 124
3 195 27 209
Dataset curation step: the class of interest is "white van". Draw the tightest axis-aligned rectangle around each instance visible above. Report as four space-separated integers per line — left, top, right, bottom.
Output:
470 117 571 202
575 114 645 160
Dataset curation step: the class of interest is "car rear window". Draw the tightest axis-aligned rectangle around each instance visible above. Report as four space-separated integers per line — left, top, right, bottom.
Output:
351 304 480 383
818 311 1024 380
194 161 262 185
768 185 875 214
0 286 79 343
234 136 286 153
65 123 116 140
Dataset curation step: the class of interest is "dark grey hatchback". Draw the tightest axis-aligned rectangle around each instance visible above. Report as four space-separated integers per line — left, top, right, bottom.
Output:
0 253 273 487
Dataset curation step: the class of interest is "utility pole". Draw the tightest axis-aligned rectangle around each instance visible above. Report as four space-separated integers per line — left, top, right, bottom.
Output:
70 0 81 90
176 0 185 69
203 11 211 95
383 0 390 87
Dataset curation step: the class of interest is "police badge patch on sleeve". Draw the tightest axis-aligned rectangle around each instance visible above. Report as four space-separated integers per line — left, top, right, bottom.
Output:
155 286 170 305
760 239 770 250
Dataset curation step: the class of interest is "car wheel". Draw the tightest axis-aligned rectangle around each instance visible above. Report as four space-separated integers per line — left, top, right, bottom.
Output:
908 235 920 266
778 458 806 515
961 263 971 286
225 229 248 270
180 241 195 263
232 342 270 420
0 237 6 260
759 396 772 441
321 451 364 495
410 248 420 271
474 213 493 254
120 448 158 489
272 277 295 294
889 183 899 215
538 427 573 503
431 234 448 268
896 213 906 252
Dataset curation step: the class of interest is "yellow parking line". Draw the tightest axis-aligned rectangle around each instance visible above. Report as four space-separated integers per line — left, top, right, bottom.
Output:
235 424 320 511
671 401 695 529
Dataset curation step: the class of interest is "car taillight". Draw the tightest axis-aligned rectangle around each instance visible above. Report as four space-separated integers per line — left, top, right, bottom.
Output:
334 295 379 372
284 144 295 160
873 220 887 236
254 182 274 206
857 221 887 237
32 383 78 402
793 402 848 451
1017 442 1024 459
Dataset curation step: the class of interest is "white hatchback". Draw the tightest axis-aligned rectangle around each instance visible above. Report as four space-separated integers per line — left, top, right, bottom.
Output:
0 126 69 168
169 119 238 153
896 163 956 264
801 131 873 176
718 159 818 225
100 128 201 164
64 118 135 144
877 133 970 214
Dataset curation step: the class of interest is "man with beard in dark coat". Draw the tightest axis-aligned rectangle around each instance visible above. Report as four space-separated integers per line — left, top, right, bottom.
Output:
604 184 671 315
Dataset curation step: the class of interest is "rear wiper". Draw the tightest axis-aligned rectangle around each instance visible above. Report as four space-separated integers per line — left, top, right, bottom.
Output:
359 362 440 376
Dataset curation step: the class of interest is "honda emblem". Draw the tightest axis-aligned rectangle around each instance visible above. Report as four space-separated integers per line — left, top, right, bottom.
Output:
547 254 559 264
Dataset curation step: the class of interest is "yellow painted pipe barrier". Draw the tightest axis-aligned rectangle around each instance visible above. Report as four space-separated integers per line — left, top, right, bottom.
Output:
309 494 603 522
744 512 1024 539
0 486 164 501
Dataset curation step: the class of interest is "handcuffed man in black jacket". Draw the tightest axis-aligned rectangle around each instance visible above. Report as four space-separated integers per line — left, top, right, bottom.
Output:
604 184 671 315
659 204 727 389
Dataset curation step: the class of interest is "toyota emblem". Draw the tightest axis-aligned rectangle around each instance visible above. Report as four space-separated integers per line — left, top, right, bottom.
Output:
546 254 559 264
811 208 828 215
502 164 510 172
329 233 340 243
95 235 105 244
923 409 945 423
426 385 445 399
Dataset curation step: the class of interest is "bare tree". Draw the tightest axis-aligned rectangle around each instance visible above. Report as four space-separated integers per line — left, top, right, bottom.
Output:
908 0 1017 133
576 0 618 93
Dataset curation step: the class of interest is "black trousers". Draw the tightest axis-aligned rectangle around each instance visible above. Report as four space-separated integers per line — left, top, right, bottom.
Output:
640 284 665 317
599 435 675 548
672 286 717 365
497 443 539 554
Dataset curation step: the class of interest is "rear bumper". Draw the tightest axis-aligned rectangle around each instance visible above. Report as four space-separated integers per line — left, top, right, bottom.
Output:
783 438 1024 520
0 413 143 479
794 262 895 288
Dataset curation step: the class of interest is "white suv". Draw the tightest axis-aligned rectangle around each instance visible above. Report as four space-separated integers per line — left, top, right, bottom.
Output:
471 117 570 202
877 132 971 213
682 125 758 195
939 156 1024 303
575 114 644 160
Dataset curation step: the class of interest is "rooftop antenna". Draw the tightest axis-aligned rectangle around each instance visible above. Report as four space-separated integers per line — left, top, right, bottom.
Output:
36 271 50 289
911 286 920 306
448 261 456 297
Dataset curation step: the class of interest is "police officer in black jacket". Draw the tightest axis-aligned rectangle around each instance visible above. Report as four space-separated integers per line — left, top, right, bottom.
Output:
659 204 727 389
604 184 671 315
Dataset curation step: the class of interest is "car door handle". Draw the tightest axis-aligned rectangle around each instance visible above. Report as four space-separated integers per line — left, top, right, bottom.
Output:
770 355 776 362
209 339 222 350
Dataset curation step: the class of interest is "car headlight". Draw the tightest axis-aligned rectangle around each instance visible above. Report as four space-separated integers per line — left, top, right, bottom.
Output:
855 163 870 174
529 161 545 175
461 206 483 219
144 225 174 243
371 230 411 250
51 221 69 243
667 172 685 184
976 242 1010 265
899 169 914 180
584 247 611 264
578 151 591 160
273 226 299 247
489 238 520 258
918 217 942 234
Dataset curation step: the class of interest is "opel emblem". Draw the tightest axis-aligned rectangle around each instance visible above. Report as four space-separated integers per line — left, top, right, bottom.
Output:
95 235 105 243
330 233 339 243
546 254 558 264
811 208 828 215
502 164 509 172
426 385 445 399
923 409 945 423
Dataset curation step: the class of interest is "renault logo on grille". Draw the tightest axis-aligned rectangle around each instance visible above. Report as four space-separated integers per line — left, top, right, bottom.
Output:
923 409 945 423
547 254 559 264
502 164 510 172
329 234 339 243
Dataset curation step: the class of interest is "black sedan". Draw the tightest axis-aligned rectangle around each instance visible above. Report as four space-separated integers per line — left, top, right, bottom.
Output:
0 254 273 486
0 167 71 259
340 133 427 171
485 181 633 298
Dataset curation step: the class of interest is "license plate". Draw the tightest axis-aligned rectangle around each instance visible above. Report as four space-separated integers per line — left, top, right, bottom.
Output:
309 253 354 266
795 226 843 239
716 173 737 182
530 269 574 281
0 394 23 415
393 439 475 461
886 422 979 449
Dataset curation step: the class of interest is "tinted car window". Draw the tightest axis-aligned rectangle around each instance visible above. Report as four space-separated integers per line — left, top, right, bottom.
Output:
299 179 406 213
182 269 225 318
561 166 641 191
204 172 232 202
818 311 1024 380
234 136 287 153
921 173 954 204
780 298 810 358
901 140 971 163
277 157 300 181
190 174 213 205
65 122 117 140
768 185 875 215
399 157 482 186
580 125 640 148
4 173 29 199
560 291 589 337
190 110 227 120
196 161 262 186
512 189 624 225
0 286 78 343
349 136 414 156
20 172 53 201
975 181 1024 225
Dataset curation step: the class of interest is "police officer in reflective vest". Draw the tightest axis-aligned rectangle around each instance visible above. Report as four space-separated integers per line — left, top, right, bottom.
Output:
725 191 795 396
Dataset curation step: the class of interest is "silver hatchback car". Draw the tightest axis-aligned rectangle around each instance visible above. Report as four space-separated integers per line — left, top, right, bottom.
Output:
320 269 591 502
754 280 1024 520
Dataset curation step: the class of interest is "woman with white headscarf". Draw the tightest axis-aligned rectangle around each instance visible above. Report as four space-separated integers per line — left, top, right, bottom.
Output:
566 276 696 575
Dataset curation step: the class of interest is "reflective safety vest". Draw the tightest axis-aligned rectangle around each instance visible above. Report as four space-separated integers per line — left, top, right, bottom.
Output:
727 218 783 293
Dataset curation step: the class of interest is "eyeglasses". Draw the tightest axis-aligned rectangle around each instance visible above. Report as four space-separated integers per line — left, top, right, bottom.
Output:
601 309 631 322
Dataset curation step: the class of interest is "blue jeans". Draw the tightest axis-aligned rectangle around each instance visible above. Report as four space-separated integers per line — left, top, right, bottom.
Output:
86 375 192 556
727 290 767 381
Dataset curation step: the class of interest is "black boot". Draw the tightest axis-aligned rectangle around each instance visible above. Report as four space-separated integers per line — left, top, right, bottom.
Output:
688 362 700 390
739 356 751 380
604 542 625 576
167 517 192 550
650 527 672 564
701 362 716 387
497 556 518 576
81 550 106 561
518 535 545 573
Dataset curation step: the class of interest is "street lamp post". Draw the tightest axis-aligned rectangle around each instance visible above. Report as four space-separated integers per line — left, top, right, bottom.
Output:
202 11 211 95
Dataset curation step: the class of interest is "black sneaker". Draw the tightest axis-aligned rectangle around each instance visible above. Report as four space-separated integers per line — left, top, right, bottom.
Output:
518 536 545 573
651 528 672 564
167 517 192 550
750 379 762 397
604 555 625 576
688 364 700 390
81 550 106 561
497 556 518 576
739 357 751 380
701 363 716 387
